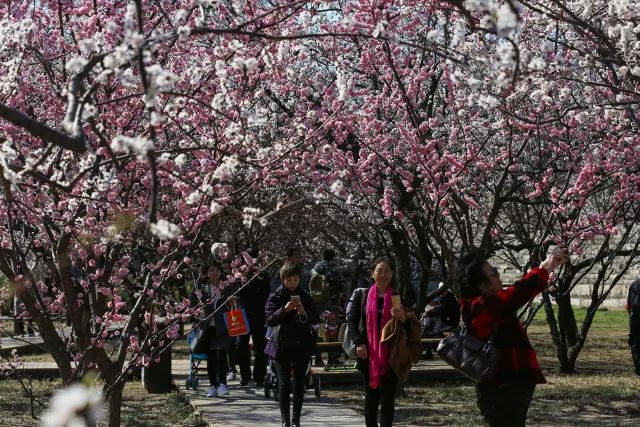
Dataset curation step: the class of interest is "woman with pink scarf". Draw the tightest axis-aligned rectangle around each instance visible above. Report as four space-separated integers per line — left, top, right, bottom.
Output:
346 256 407 427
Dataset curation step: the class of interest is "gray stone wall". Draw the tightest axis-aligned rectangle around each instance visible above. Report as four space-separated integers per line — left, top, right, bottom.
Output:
494 242 639 308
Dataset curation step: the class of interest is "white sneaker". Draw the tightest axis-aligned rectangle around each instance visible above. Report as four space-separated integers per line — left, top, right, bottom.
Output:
218 384 229 396
227 371 236 381
207 386 218 398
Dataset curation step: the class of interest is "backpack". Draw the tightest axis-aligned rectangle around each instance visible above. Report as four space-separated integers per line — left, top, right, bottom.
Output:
309 274 330 304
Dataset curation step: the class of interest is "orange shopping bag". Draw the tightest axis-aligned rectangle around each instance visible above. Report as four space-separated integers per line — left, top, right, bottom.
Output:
224 306 250 336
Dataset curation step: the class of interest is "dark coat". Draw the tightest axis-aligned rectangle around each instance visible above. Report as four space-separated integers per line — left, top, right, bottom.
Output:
237 271 271 323
628 279 640 347
264 285 320 359
189 282 234 352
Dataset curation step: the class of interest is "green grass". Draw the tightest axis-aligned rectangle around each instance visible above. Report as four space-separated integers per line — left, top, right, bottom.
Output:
531 305 629 329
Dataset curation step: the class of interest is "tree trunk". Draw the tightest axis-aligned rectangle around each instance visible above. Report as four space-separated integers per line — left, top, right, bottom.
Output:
105 382 125 427
556 292 578 373
388 227 413 306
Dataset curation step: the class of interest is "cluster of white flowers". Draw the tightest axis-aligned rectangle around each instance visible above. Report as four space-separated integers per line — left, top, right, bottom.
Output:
41 383 103 427
0 141 21 185
0 19 34 94
242 207 262 227
496 4 518 36
110 135 155 160
213 155 240 181
335 67 352 102
372 19 388 38
149 219 181 240
211 242 229 258
330 179 345 197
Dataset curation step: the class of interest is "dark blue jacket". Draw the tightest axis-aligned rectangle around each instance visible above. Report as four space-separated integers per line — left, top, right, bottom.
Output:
264 285 319 359
189 283 233 352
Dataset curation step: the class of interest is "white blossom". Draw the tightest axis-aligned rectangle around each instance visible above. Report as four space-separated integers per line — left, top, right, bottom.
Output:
66 56 87 73
41 383 103 427
177 25 191 41
330 179 344 196
496 4 518 36
210 201 224 214
426 29 443 42
242 207 262 228
174 153 187 166
477 95 499 109
110 136 155 160
213 155 240 180
79 38 98 56
372 20 387 38
300 11 312 28
149 219 181 240
211 242 229 257
343 14 356 28
528 57 546 70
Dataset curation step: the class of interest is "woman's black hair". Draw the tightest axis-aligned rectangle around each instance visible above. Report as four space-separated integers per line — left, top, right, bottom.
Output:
279 261 301 281
455 249 489 298
199 258 224 281
371 255 395 272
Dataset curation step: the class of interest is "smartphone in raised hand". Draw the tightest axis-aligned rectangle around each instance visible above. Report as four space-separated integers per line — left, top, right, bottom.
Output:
290 295 301 305
392 295 402 310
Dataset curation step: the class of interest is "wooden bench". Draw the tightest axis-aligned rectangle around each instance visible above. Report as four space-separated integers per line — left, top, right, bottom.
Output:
317 337 443 350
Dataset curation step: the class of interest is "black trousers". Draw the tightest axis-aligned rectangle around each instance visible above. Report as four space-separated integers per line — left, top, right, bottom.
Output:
476 381 535 427
227 337 238 373
238 320 267 382
360 360 398 427
206 348 229 387
631 344 640 376
274 350 308 422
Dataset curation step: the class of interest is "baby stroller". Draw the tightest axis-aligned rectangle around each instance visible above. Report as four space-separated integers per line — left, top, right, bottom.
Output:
264 357 321 400
184 329 208 389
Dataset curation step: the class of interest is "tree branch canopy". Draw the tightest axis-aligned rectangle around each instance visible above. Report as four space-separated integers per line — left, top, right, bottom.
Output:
0 102 86 153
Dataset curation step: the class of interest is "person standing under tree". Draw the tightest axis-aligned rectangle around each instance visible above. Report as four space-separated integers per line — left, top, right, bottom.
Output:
346 256 408 427
265 262 319 427
237 249 271 387
627 279 640 376
190 259 234 398
455 249 568 427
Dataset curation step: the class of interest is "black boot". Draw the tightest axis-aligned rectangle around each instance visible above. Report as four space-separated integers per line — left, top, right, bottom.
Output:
292 413 300 427
282 416 290 427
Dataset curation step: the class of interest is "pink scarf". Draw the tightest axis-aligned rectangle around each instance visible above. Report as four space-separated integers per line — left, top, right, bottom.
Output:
366 284 392 389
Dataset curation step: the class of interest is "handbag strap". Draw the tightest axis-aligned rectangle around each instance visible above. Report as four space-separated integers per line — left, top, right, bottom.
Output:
459 322 499 346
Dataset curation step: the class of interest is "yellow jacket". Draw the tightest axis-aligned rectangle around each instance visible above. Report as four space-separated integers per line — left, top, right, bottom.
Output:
381 309 422 382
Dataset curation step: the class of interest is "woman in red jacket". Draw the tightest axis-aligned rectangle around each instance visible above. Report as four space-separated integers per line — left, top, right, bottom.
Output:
456 249 568 427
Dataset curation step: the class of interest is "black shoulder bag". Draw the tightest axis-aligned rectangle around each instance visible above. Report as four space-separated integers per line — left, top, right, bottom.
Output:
436 324 499 383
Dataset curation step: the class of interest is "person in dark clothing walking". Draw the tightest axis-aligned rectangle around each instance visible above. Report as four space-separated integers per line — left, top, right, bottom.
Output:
346 256 408 427
456 248 568 427
237 265 271 387
627 279 640 376
265 262 319 427
190 259 235 398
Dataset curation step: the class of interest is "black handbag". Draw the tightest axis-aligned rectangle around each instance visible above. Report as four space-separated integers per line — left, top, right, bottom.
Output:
436 325 499 383
189 324 209 354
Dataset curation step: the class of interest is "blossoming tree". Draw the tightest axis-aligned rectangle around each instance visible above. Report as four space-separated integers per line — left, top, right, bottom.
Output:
1 0 640 424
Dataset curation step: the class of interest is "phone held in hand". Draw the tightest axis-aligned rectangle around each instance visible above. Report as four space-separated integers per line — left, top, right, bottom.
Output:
290 295 301 304
392 295 402 310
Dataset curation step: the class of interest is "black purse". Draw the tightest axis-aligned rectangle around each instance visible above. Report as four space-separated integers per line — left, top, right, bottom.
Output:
436 325 499 383
189 323 210 354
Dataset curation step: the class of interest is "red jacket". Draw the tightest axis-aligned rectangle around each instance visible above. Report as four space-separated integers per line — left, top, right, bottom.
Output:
460 268 550 385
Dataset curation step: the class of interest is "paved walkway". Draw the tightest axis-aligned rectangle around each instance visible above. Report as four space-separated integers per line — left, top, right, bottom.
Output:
0 334 45 356
172 358 365 427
